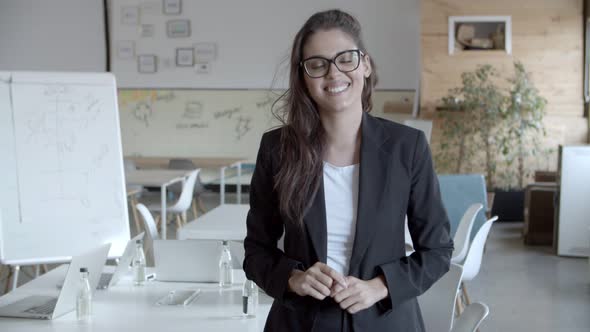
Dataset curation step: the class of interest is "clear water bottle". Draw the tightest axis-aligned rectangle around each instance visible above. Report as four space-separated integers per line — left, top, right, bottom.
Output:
76 267 92 323
218 240 233 288
242 279 258 317
132 239 146 286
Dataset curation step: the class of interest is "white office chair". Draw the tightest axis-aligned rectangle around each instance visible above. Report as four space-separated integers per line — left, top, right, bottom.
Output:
137 203 160 241
147 169 200 229
450 302 489 332
451 203 484 264
459 216 498 309
124 158 145 233
136 203 159 265
167 159 208 219
418 263 463 332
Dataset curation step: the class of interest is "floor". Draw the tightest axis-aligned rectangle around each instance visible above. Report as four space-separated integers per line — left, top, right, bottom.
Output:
466 222 590 331
2 192 589 331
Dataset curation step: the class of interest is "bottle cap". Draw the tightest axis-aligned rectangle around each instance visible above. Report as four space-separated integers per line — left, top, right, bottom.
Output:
80 267 88 273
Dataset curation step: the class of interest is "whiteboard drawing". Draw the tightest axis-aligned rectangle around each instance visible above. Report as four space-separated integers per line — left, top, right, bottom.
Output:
0 71 130 264
156 91 175 102
183 101 203 119
132 101 153 127
214 106 241 120
235 115 252 141
176 122 208 130
14 85 117 222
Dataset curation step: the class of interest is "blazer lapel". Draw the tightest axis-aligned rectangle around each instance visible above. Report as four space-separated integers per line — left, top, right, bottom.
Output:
303 179 327 263
349 113 392 271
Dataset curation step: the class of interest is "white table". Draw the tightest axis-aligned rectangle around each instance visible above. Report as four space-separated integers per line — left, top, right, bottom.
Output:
177 205 416 256
0 265 272 331
126 169 190 239
177 204 250 241
126 156 248 205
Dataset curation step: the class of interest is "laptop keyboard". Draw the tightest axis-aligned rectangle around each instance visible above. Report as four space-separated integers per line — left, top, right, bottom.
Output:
97 272 113 289
21 297 57 315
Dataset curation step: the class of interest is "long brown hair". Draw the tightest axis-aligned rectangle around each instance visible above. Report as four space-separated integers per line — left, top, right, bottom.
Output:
272 9 378 227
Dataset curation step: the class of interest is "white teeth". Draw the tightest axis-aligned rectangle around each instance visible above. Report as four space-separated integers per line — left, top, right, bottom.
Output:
326 84 349 94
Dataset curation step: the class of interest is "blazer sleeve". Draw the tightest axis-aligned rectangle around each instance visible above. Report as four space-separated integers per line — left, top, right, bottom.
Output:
376 131 454 313
243 132 303 303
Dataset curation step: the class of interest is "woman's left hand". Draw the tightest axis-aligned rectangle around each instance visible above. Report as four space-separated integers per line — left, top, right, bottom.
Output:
331 275 388 314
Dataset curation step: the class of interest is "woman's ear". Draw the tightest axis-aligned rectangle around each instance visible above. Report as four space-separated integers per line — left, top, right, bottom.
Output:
363 54 372 78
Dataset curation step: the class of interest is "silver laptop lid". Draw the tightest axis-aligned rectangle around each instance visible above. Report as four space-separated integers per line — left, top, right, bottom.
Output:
154 240 222 283
52 243 111 319
109 232 145 287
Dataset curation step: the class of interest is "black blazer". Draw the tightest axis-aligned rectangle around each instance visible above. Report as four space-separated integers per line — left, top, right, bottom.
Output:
244 112 453 331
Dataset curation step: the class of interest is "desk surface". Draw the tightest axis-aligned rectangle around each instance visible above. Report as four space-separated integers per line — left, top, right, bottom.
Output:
178 204 250 241
127 156 247 170
126 169 189 187
0 266 271 331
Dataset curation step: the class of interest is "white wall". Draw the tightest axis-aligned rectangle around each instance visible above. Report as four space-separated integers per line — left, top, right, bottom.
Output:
110 0 420 90
0 0 107 71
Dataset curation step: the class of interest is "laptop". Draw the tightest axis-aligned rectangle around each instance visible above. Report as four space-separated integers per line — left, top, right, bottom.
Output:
96 232 145 289
154 239 242 283
0 243 111 320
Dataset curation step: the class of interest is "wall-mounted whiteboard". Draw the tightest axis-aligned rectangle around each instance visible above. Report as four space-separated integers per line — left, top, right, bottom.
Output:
0 72 129 265
118 89 416 162
109 0 419 90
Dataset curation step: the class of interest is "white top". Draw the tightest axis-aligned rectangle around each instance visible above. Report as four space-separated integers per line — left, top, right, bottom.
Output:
323 162 359 276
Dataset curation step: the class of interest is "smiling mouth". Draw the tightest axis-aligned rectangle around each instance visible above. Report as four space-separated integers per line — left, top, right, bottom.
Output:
325 83 351 95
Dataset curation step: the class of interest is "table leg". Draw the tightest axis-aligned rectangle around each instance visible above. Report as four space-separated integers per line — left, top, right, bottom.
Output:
220 166 226 205
11 265 20 291
236 163 242 204
161 185 167 239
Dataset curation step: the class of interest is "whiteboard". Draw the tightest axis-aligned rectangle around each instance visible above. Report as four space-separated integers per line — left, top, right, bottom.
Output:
109 0 419 90
557 145 590 257
0 72 129 265
118 89 416 162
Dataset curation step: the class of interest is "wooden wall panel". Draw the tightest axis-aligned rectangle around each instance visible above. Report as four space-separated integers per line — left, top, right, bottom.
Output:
421 0 587 143
421 0 588 184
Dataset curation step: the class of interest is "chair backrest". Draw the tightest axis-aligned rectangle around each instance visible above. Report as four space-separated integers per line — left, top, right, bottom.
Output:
462 216 498 281
418 263 464 332
136 203 160 241
450 302 490 332
123 158 138 171
438 174 488 240
452 203 484 264
168 159 205 194
170 169 200 211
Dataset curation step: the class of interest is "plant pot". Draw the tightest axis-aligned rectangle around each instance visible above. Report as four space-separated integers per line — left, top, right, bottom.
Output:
490 189 524 221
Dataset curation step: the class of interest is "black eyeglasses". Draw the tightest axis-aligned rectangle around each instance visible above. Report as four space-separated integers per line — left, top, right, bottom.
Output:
300 49 364 78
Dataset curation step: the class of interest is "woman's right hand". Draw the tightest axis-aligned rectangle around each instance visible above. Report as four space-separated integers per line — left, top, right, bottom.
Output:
287 262 347 300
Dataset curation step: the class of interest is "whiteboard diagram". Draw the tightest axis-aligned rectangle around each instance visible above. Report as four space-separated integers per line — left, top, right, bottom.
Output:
0 72 130 264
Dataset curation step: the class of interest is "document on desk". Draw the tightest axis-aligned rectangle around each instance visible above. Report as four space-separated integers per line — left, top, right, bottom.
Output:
155 289 201 306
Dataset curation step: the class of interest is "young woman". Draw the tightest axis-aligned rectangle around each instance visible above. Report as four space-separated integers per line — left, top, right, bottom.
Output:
244 9 453 331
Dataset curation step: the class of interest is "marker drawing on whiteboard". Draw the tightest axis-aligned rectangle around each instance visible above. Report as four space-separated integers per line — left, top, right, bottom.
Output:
214 107 241 120
235 116 251 141
133 101 152 127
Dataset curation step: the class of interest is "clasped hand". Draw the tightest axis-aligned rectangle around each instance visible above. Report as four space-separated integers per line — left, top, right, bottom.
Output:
287 262 388 314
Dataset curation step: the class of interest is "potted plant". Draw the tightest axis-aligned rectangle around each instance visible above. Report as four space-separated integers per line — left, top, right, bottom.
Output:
435 62 548 221
490 62 548 221
436 64 507 190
